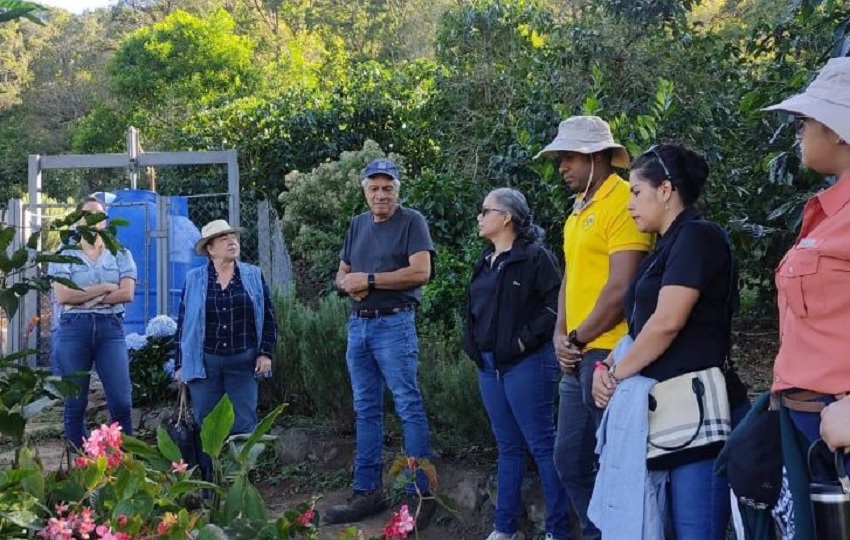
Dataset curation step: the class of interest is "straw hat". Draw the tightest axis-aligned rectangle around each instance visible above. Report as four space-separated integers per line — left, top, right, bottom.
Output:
763 57 850 144
535 115 630 168
195 220 243 256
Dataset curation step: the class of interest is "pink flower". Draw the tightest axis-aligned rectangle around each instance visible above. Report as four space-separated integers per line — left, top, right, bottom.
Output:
296 508 315 527
78 423 124 469
156 512 177 536
383 504 415 539
78 507 96 538
116 514 128 527
96 524 130 540
171 459 188 474
74 456 90 468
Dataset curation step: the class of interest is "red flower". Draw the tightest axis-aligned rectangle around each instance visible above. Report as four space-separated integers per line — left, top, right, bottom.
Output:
296 508 315 527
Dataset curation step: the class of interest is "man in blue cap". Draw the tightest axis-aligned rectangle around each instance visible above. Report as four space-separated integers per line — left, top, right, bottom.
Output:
325 157 436 528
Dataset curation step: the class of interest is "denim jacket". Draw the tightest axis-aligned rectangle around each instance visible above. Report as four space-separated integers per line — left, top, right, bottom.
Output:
178 261 264 383
589 336 667 539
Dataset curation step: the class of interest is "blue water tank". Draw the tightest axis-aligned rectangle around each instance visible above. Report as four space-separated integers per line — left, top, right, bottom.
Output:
108 190 205 336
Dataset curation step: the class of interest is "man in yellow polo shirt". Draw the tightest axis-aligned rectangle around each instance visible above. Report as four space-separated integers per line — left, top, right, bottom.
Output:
536 116 651 539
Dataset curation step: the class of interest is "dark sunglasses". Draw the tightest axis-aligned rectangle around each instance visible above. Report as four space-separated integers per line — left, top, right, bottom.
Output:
479 207 508 217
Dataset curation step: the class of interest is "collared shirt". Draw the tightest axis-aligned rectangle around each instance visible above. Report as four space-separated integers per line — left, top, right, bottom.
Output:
198 262 276 359
563 173 653 349
773 172 850 394
48 248 137 314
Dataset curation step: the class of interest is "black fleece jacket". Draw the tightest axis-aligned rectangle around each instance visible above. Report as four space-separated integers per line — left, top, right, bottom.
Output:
462 240 562 372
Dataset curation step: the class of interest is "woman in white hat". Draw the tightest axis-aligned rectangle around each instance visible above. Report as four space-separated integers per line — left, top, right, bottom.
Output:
173 219 277 476
763 57 850 507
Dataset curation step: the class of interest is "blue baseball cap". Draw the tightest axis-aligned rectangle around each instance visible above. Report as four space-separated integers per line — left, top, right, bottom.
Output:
363 158 399 181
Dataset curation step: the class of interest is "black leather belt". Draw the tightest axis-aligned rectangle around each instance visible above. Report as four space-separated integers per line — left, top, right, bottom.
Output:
353 304 415 319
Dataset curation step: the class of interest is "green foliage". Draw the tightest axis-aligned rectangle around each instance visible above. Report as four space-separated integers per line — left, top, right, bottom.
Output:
108 9 259 107
418 319 491 446
0 1 46 25
278 140 391 288
128 335 174 407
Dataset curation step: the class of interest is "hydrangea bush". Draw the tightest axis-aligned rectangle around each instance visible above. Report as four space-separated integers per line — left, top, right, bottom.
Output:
127 315 178 407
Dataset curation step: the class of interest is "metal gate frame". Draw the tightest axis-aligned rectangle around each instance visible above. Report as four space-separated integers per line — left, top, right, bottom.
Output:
10 127 241 362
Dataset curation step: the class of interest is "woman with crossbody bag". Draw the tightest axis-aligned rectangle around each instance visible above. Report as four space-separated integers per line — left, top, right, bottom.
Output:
591 144 750 539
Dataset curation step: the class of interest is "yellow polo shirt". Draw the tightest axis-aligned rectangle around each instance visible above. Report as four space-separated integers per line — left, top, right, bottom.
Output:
563 173 652 350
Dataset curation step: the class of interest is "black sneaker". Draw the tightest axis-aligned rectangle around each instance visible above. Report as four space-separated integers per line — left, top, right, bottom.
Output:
402 492 437 531
323 489 386 524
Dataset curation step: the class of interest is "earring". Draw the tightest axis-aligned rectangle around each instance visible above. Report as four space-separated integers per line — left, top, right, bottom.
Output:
839 138 847 145
665 202 670 211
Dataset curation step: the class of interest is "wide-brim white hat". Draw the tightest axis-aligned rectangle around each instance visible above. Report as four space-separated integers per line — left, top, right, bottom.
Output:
195 219 243 255
763 57 850 144
535 115 630 169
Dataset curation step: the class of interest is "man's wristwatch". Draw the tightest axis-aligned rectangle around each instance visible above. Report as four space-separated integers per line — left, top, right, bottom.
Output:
367 273 376 291
568 329 587 350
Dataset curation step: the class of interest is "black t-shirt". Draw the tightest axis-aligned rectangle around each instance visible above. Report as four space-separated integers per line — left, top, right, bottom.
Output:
624 209 733 383
340 206 435 310
468 251 511 351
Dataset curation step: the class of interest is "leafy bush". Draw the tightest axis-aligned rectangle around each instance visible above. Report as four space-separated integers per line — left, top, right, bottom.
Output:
126 315 177 408
418 318 491 447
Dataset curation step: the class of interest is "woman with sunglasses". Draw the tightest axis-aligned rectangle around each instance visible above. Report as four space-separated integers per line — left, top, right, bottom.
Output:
591 144 749 539
463 188 569 540
762 57 850 521
49 195 137 449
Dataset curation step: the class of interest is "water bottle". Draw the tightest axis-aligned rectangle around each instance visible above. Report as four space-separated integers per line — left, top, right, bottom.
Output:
809 439 850 540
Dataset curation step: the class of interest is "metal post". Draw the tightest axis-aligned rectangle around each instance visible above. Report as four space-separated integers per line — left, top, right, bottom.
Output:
155 195 169 315
226 150 240 228
27 154 42 230
127 126 139 190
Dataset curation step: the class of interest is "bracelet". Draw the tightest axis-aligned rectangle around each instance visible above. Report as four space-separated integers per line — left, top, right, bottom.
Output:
594 361 608 372
608 363 621 384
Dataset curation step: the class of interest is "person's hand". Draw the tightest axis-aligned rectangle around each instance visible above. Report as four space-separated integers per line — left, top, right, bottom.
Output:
553 331 581 374
339 273 370 296
174 368 183 384
821 395 850 452
592 366 616 408
81 293 107 308
255 355 273 378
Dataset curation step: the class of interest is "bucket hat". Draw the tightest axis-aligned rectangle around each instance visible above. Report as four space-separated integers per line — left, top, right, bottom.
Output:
535 115 630 168
363 158 400 181
195 219 243 256
763 57 850 144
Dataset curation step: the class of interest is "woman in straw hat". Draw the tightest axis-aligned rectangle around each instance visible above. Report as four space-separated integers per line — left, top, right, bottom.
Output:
762 56 850 531
173 219 277 475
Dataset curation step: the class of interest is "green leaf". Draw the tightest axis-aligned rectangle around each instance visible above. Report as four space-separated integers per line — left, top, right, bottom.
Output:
237 404 283 463
113 491 154 517
156 426 183 463
167 479 221 498
0 411 25 442
9 247 28 269
0 289 19 319
200 395 234 459
196 524 229 540
50 276 83 290
0 224 15 250
17 447 44 499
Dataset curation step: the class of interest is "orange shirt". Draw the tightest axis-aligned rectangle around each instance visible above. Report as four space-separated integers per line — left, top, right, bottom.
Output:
773 172 850 394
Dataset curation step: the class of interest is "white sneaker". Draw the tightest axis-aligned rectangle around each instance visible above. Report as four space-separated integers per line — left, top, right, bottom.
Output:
485 531 524 540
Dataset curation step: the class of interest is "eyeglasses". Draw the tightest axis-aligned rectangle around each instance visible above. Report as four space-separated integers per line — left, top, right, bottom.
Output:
646 145 673 180
479 207 508 217
795 115 811 134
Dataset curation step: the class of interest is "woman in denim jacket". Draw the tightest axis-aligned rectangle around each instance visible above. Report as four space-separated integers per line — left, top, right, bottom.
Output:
463 188 568 540
49 196 137 449
174 220 277 464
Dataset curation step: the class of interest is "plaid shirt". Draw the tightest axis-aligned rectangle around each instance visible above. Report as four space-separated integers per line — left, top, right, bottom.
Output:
203 262 276 358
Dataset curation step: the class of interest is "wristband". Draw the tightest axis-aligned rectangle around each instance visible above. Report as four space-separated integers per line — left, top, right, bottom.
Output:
367 273 376 290
568 329 588 350
608 363 621 384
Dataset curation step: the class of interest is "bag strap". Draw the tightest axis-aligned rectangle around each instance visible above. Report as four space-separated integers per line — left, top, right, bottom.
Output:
177 384 189 425
630 219 739 374
649 377 707 451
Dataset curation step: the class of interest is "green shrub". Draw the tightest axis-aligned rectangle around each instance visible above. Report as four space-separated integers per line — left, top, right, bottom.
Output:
418 318 491 447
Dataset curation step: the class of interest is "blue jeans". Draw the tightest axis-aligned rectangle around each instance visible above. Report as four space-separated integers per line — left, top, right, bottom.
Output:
554 349 608 540
55 312 133 449
667 400 751 539
346 310 431 493
788 397 850 478
478 344 569 540
188 349 258 435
